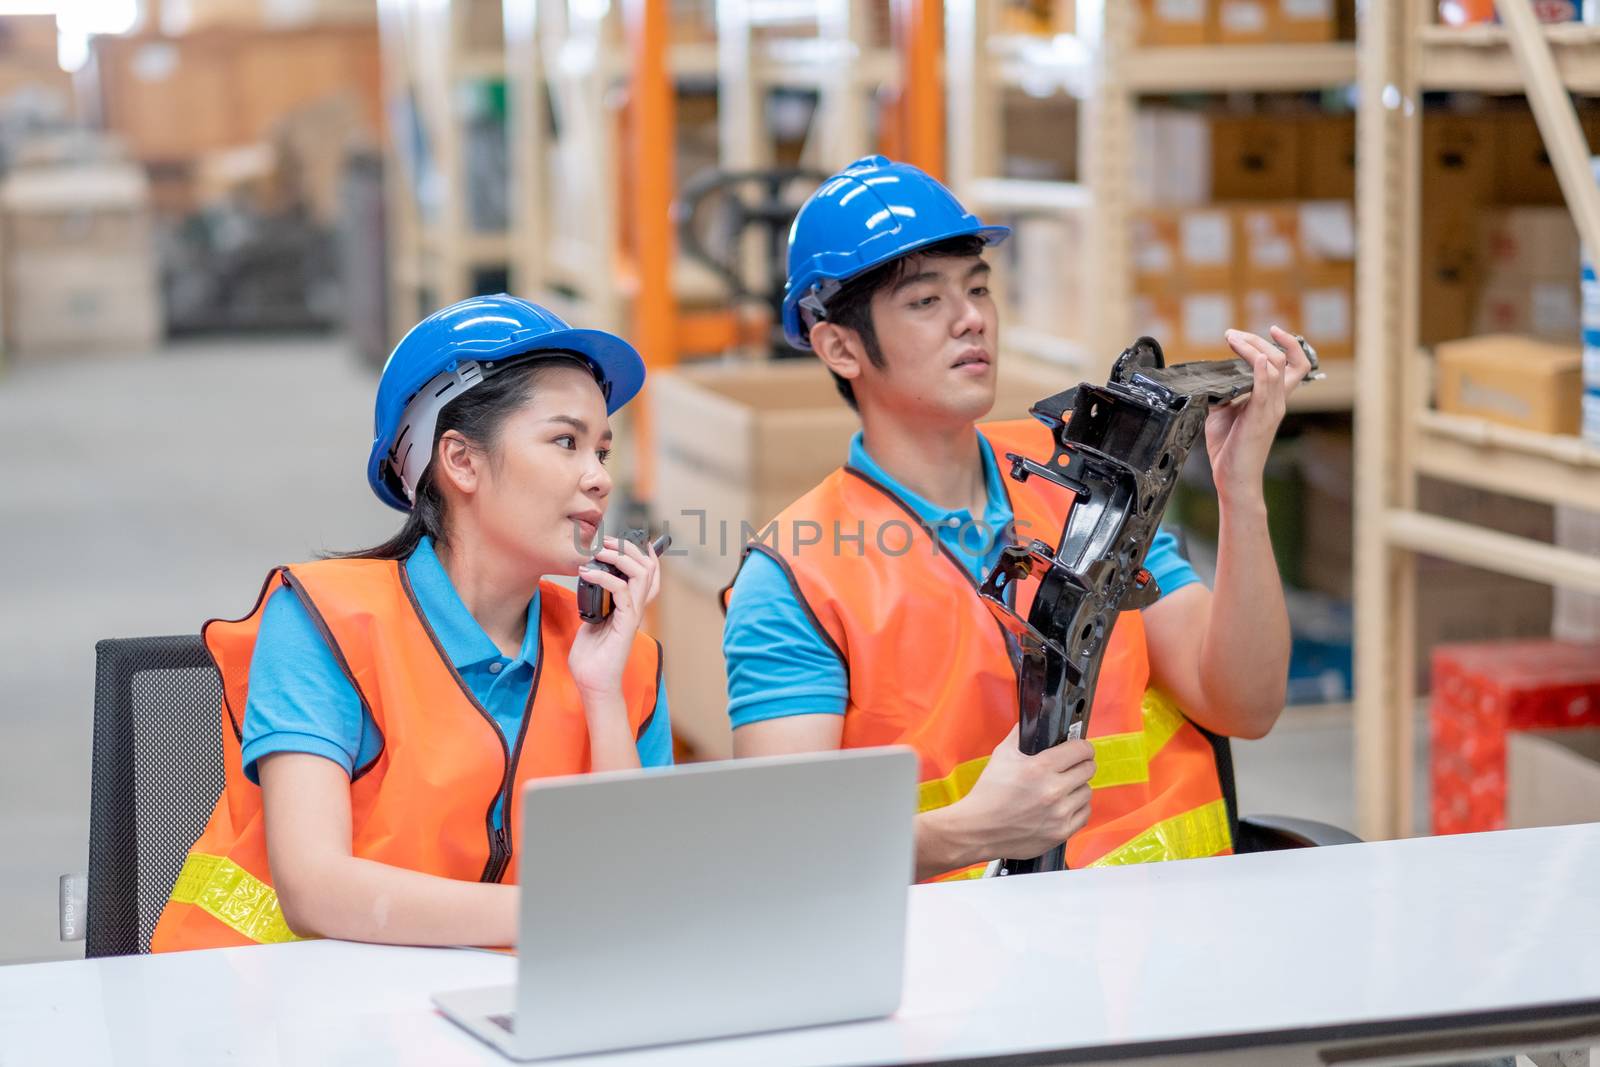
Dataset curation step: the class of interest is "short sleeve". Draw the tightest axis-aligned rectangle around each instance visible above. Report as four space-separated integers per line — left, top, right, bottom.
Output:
238 585 369 784
722 552 850 729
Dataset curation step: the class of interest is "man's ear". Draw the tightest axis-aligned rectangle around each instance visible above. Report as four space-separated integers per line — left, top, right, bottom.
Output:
432 429 481 498
810 322 865 386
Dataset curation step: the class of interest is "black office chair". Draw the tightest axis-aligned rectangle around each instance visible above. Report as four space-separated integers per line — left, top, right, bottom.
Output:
80 635 225 957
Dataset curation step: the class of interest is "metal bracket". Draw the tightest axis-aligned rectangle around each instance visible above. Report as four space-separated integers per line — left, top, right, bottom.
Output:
981 334 1320 876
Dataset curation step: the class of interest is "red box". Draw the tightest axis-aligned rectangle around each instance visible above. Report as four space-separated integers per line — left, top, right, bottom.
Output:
1430 640 1600 835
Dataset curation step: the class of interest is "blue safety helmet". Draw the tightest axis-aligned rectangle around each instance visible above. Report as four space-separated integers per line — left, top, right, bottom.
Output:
781 155 1011 350
365 294 646 512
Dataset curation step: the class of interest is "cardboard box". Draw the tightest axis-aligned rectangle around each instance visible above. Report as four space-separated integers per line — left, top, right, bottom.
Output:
1132 208 1182 292
1212 116 1300 200
1273 0 1336 42
1479 206 1581 281
1003 91 1078 184
1134 293 1182 351
162 0 375 32
1177 291 1238 361
1011 213 1086 342
1508 729 1600 829
1234 203 1298 286
1472 277 1581 342
1138 0 1209 45
1213 0 1272 43
1297 114 1355 200
1434 334 1582 434
1238 285 1299 341
1297 200 1356 286
1 162 163 357
1300 276 1354 360
1133 108 1211 204
93 26 381 165
1421 113 1498 206
1496 110 1565 205
652 358 1069 595
1178 207 1236 288
1420 206 1481 344
657 569 733 760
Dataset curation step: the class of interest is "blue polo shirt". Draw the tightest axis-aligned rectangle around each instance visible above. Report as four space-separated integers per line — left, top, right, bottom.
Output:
722 430 1200 729
241 537 672 826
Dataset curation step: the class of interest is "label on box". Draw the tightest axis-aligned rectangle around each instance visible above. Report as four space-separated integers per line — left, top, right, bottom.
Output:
1584 345 1600 386
1135 242 1174 275
1244 214 1295 271
1303 288 1352 343
1181 211 1231 267
1281 0 1334 17
1182 294 1232 348
1300 202 1356 260
1532 281 1581 339
1219 1 1268 31
1460 374 1535 423
1134 295 1177 343
1156 0 1205 22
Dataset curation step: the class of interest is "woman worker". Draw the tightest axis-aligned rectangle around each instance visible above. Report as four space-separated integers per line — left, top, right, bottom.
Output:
152 294 669 951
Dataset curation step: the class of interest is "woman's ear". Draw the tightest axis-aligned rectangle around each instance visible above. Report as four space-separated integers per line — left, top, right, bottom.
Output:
432 430 481 498
810 322 864 388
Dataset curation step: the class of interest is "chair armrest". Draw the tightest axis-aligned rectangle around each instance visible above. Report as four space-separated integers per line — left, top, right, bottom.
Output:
1237 814 1361 852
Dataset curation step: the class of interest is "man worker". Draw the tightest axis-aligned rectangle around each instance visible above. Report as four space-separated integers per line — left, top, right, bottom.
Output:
720 156 1313 880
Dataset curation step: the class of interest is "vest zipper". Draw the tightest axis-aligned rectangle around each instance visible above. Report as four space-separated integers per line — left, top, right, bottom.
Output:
394 562 539 886
482 639 544 884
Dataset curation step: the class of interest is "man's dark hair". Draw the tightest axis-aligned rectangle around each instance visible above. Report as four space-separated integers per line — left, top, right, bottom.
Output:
813 234 988 411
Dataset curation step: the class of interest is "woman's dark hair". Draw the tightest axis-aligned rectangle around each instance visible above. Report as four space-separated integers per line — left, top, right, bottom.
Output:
335 353 602 561
816 234 989 411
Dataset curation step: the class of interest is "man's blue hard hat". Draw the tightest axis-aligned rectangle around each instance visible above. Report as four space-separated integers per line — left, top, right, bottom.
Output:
781 155 1010 350
366 294 645 512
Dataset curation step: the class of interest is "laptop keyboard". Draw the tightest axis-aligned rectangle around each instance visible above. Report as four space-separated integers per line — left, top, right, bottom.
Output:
489 1012 516 1034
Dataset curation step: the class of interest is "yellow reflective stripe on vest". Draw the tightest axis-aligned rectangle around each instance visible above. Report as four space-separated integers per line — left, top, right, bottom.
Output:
169 852 310 945
1100 689 1188 786
918 756 989 813
1086 798 1232 867
916 689 1191 812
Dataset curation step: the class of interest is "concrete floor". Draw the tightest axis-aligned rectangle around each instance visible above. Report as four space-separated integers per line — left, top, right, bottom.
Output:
0 334 1425 966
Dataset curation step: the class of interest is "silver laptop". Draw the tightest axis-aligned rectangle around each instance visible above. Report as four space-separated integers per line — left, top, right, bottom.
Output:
433 746 918 1060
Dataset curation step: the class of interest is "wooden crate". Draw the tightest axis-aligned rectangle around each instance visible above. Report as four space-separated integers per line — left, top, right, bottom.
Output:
92 25 381 165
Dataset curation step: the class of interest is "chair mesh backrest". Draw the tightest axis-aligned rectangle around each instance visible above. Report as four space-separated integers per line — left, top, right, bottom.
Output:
87 635 225 957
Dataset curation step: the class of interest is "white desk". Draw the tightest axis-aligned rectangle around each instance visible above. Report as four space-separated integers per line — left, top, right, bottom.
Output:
4 825 1600 1067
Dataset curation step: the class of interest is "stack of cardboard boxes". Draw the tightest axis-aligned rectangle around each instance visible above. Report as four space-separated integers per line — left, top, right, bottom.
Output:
1421 106 1600 346
1136 0 1343 45
1 159 164 358
1130 110 1355 363
0 16 74 118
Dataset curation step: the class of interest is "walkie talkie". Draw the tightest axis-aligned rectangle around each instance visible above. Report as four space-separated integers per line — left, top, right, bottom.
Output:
577 530 671 624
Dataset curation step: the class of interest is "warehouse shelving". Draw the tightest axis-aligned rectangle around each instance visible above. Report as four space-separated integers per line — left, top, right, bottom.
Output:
1353 0 1600 840
504 1 769 375
945 1 1361 403
376 0 510 345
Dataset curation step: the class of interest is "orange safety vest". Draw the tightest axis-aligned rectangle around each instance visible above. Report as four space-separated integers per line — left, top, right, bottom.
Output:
723 420 1232 878
150 557 662 952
